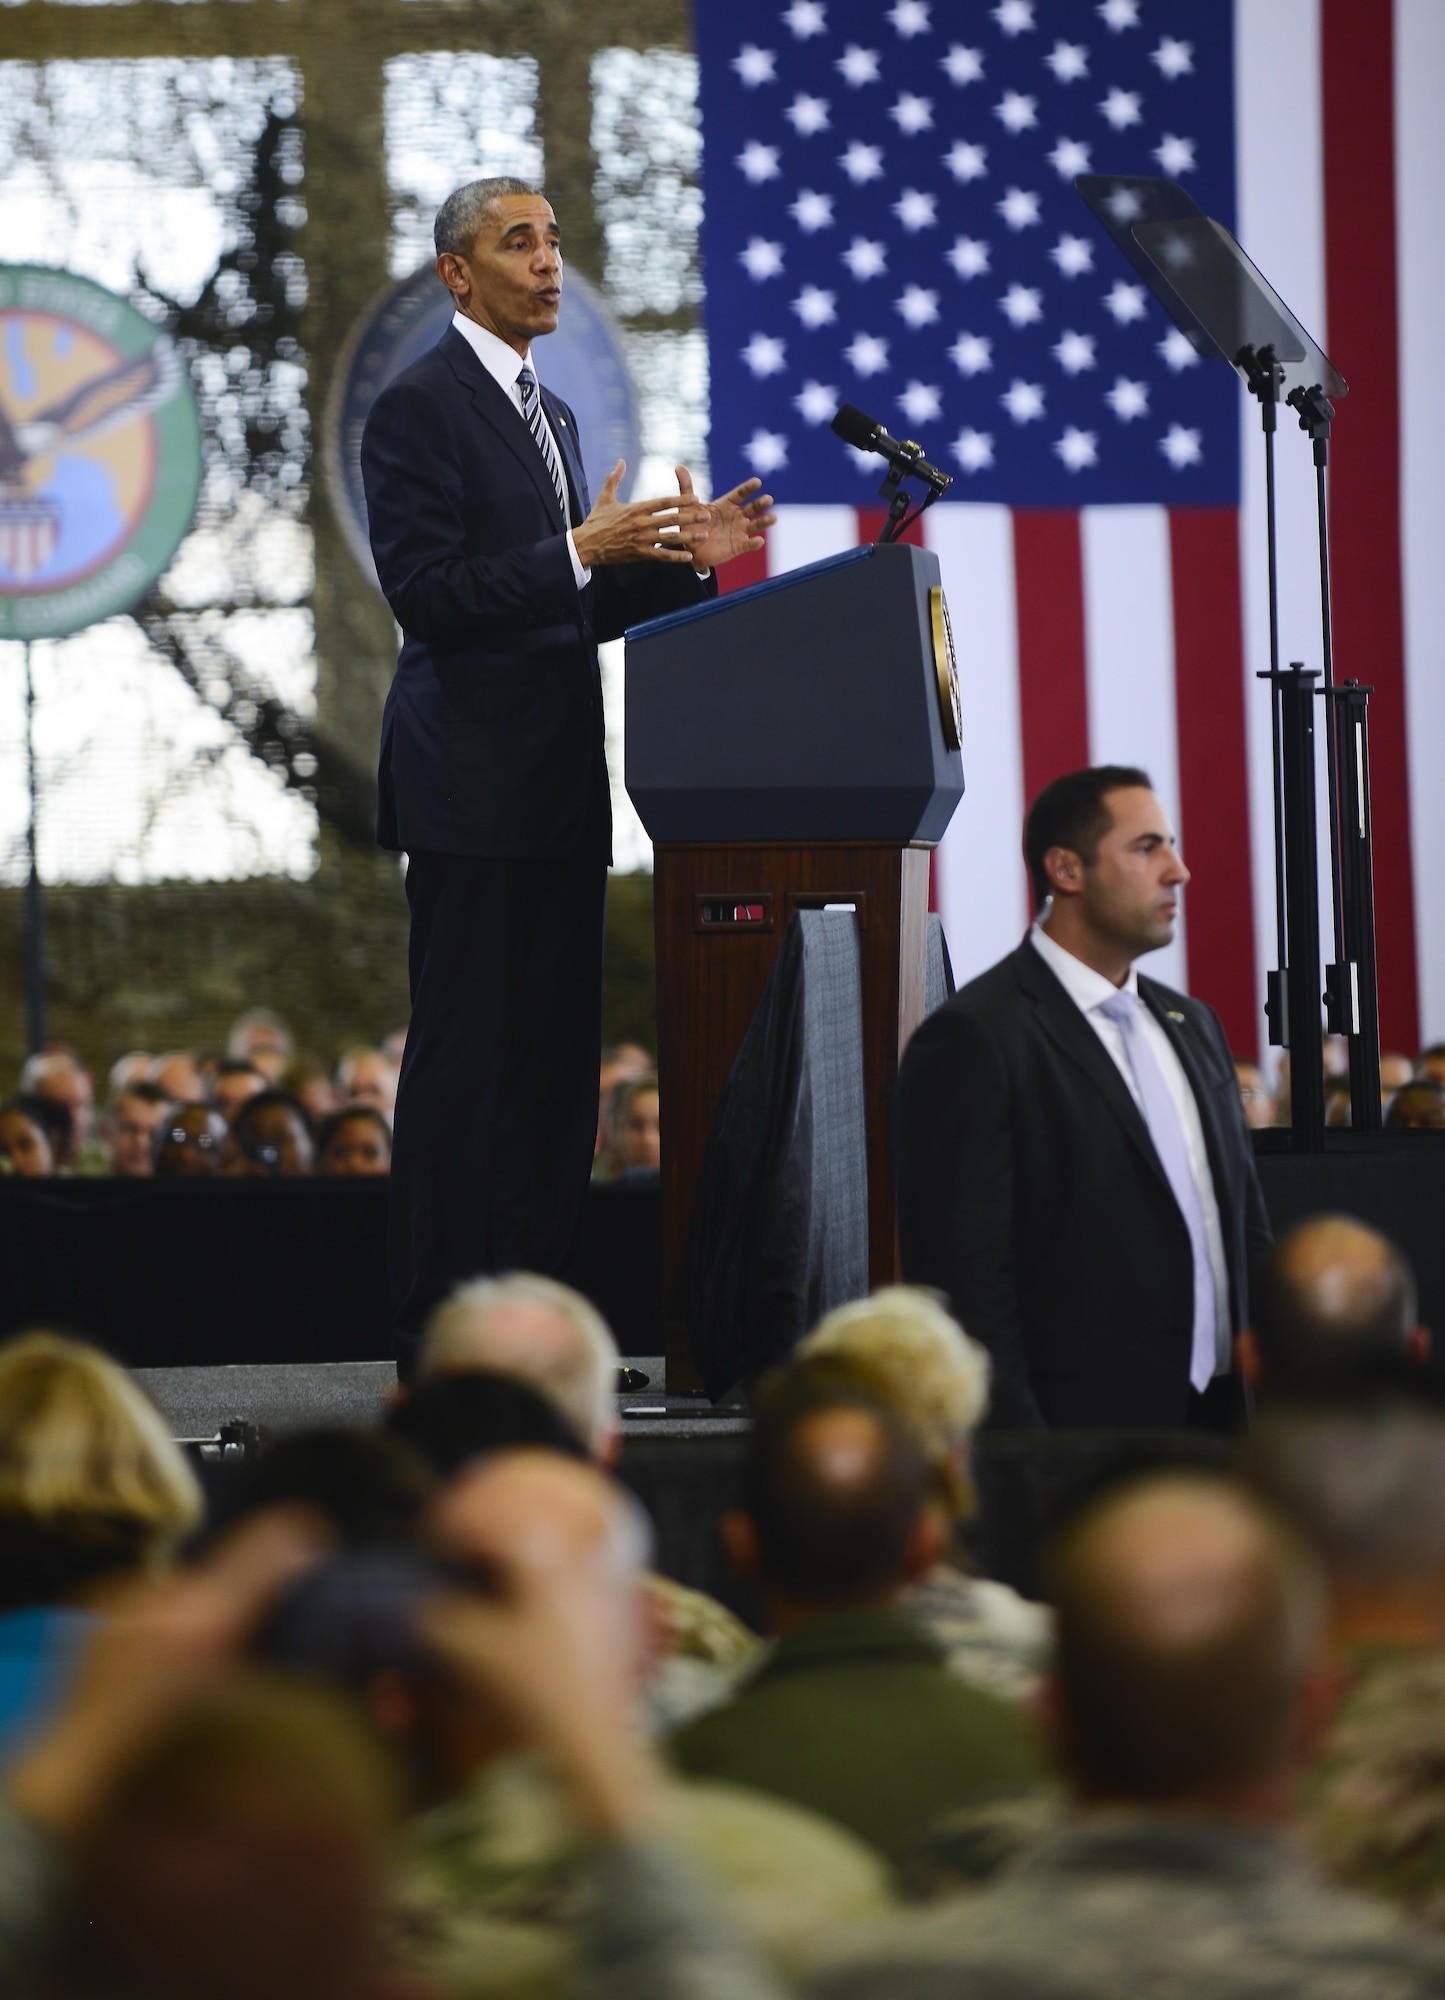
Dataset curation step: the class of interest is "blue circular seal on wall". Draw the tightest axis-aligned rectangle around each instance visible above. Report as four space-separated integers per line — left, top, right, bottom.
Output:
324 263 641 593
0 266 202 640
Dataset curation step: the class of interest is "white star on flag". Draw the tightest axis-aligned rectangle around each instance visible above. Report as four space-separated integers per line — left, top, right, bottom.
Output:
742 333 788 377
1099 87 1142 130
836 45 881 86
1050 233 1094 276
790 189 835 231
794 380 838 424
1105 376 1149 420
941 44 984 85
997 186 1042 230
898 379 943 423
792 286 836 327
840 141 885 183
1153 134 1197 175
746 428 789 473
888 0 932 39
995 91 1039 132
1103 280 1148 324
1044 41 1089 83
1047 137 1093 177
842 237 888 279
1158 326 1203 370
1096 0 1139 28
736 142 780 183
1053 329 1097 373
1001 378 1046 421
845 332 891 376
946 235 991 278
952 428 995 471
782 1 827 40
1104 183 1144 221
1152 37 1195 79
733 45 776 87
999 282 1044 325
786 94 831 135
949 332 993 374
890 92 934 133
944 141 989 182
896 284 940 326
894 188 938 231
992 1 1035 37
1055 426 1099 469
1159 424 1203 467
740 238 784 279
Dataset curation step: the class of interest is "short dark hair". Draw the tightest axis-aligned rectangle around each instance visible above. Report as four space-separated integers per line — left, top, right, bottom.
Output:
387 1370 588 1479
1022 765 1154 910
213 1057 264 1081
741 1379 929 1604
114 1080 171 1109
317 1105 392 1159
434 177 544 258
232 1089 312 1143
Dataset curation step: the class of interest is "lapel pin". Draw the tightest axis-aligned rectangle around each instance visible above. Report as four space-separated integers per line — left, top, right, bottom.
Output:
1167 1010 1185 1023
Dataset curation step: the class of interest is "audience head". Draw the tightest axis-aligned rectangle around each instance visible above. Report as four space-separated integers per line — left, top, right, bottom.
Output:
227 1007 295 1082
0 1097 55 1178
388 1369 589 1480
336 1046 400 1120
0 1332 203 1610
603 1070 661 1174
279 1053 339 1127
597 1041 651 1155
210 1056 267 1125
419 1272 621 1461
1242 1216 1425 1400
727 1378 945 1624
1416 1042 1445 1089
1233 1057 1274 1131
317 1105 392 1177
107 1080 173 1178
1043 1473 1328 1818
796 1286 990 1516
381 1025 408 1067
230 1090 315 1176
107 1049 153 1099
153 1101 228 1178
19 1050 94 1163
149 1049 205 1104
1023 765 1183 961
1379 1050 1415 1095
1385 1079 1445 1131
220 1427 434 1551
69 1673 400 2000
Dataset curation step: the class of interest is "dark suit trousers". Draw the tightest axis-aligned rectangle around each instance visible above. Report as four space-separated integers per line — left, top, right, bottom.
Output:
389 836 607 1375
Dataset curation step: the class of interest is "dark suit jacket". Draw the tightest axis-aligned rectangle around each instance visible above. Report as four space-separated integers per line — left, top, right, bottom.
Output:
895 939 1272 1430
360 326 714 860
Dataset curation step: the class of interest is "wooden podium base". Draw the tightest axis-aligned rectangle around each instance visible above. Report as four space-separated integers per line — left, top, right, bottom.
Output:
653 841 933 1394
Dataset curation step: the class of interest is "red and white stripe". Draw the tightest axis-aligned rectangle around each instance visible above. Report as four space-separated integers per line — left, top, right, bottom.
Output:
718 0 1445 1060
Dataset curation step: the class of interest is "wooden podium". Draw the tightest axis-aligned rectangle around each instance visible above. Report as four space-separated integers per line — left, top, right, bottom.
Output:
625 545 965 1393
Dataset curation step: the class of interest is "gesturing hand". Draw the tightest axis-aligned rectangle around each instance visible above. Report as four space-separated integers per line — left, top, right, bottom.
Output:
571 459 707 569
675 466 777 574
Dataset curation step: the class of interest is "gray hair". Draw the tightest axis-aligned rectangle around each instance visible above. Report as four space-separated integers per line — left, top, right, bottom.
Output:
418 1272 618 1455
434 177 544 258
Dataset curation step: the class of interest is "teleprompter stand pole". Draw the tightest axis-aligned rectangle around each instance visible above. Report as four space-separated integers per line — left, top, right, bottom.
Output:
1258 659 1326 1151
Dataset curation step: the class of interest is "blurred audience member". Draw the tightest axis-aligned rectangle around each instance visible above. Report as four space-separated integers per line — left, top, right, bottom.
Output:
337 1046 400 1121
805 1474 1445 2000
210 1057 267 1126
318 1106 393 1177
148 1050 205 1105
227 1006 295 1082
280 1052 340 1127
1240 1217 1427 1403
230 1090 315 1177
596 1041 652 1161
218 1427 433 1552
18 1053 99 1172
388 1369 590 1478
1386 1080 1445 1131
595 1070 661 1180
1416 1044 1445 1089
1233 1057 1274 1131
669 1379 1041 1869
0 1100 55 1179
106 1081 173 1179
1381 1051 1416 1095
381 1026 408 1068
106 1051 152 1100
153 1102 228 1179
0 1333 203 1762
796 1289 1050 1702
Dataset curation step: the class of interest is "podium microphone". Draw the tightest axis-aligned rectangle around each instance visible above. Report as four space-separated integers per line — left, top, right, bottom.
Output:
830 404 953 493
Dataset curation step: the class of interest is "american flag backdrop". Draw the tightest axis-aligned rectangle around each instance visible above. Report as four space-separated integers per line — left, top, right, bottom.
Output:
694 0 1445 1061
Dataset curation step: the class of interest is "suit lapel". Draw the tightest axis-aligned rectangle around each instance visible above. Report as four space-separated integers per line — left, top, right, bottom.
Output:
1013 942 1174 1198
439 330 568 530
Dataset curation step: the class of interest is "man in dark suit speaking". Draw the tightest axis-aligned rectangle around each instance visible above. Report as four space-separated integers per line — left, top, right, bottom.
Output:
361 177 773 1368
896 766 1271 1431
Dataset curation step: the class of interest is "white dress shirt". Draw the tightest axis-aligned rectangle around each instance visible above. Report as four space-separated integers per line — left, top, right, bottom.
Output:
1030 921 1232 1375
450 312 590 590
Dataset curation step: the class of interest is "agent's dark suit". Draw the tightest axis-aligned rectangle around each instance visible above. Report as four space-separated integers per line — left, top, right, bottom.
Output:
361 326 712 1362
895 939 1271 1429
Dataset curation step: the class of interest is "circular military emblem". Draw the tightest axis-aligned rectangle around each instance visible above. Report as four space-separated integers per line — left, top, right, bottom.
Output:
929 585 964 754
325 262 642 594
0 266 202 641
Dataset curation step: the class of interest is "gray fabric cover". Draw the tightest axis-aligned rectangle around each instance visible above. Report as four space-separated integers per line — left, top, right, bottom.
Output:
686 911 868 1400
926 912 955 1018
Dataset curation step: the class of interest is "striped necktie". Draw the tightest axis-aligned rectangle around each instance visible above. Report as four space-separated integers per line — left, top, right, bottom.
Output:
516 366 568 520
